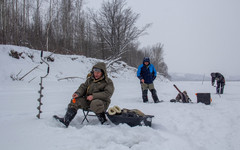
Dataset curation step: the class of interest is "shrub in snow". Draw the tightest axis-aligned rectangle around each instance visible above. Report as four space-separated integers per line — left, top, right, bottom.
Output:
9 50 24 59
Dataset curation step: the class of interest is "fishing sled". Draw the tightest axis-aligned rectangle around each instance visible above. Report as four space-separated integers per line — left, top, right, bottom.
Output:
107 106 154 127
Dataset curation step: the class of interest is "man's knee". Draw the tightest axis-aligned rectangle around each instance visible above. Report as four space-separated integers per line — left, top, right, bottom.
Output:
90 100 106 114
149 83 155 90
68 97 88 110
141 83 148 91
68 99 78 110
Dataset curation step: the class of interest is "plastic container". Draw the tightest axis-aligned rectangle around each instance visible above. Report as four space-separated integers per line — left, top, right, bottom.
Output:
196 93 211 105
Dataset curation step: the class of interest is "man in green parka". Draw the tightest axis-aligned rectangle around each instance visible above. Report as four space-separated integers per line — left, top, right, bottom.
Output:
54 62 114 127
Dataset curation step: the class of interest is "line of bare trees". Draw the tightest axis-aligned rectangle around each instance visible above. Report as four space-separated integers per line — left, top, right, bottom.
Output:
0 0 170 78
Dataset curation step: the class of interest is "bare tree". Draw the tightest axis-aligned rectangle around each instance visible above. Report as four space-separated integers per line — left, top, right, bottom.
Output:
73 0 86 54
31 0 44 49
0 0 5 44
90 0 151 67
15 0 19 45
46 0 52 52
60 0 74 51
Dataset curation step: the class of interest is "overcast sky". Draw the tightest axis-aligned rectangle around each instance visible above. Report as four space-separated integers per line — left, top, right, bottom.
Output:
86 0 240 77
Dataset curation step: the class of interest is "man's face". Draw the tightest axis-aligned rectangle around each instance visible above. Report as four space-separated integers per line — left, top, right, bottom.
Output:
93 68 103 80
144 62 149 66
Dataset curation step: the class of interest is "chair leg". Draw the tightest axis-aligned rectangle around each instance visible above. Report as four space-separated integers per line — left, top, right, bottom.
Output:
81 109 90 124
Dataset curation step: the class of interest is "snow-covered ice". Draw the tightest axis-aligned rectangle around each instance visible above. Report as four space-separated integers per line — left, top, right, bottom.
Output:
0 45 239 150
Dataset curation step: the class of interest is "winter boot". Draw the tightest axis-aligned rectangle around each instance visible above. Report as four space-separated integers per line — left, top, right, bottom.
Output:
96 112 107 124
53 108 77 127
142 90 148 103
170 99 177 103
150 89 160 103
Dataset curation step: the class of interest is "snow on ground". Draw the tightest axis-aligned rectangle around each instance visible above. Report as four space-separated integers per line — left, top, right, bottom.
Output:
0 45 240 150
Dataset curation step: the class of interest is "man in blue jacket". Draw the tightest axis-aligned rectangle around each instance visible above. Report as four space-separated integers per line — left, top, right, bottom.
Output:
137 57 160 103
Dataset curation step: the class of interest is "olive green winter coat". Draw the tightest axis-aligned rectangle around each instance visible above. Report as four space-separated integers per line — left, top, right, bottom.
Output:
74 62 114 107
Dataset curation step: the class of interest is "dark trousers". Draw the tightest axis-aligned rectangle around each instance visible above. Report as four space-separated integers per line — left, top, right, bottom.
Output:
141 83 159 103
216 82 225 94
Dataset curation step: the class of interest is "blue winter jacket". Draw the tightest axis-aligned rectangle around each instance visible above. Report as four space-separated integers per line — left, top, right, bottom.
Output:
137 64 157 84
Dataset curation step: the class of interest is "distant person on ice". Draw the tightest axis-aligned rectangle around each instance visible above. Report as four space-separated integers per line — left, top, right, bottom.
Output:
137 57 160 103
54 62 114 127
211 72 225 94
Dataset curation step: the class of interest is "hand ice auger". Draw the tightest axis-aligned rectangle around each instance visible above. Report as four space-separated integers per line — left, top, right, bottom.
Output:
37 51 50 119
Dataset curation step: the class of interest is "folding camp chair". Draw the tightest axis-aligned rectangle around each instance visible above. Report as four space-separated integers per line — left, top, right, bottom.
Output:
81 109 96 124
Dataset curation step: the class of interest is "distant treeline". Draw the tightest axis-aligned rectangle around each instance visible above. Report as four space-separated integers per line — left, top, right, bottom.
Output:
0 0 170 78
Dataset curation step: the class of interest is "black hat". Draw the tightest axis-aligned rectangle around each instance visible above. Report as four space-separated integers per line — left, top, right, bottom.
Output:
143 57 150 63
211 73 216 77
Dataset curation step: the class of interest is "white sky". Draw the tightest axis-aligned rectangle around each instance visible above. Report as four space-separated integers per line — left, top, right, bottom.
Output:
85 0 240 76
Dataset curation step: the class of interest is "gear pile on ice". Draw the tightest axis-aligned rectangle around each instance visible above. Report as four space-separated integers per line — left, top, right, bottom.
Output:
107 106 154 127
36 51 50 119
170 84 192 103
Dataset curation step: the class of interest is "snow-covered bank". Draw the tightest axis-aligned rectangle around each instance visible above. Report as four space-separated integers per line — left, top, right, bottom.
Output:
0 45 166 83
1 45 240 150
